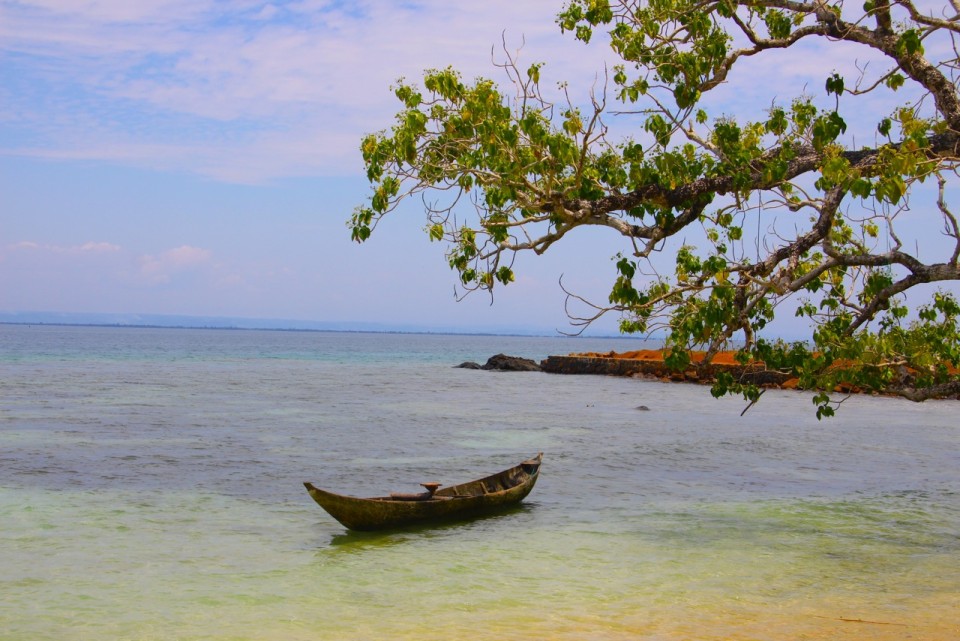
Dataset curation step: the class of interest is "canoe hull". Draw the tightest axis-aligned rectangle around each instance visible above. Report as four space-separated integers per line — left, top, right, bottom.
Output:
304 454 542 531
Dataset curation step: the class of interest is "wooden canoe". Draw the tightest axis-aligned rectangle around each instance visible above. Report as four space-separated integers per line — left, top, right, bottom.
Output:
304 453 543 531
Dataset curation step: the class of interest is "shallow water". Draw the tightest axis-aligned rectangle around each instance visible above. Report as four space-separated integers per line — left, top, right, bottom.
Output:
1 325 958 640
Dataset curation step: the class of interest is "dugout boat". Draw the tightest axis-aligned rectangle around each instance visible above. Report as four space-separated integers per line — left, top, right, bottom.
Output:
303 453 543 531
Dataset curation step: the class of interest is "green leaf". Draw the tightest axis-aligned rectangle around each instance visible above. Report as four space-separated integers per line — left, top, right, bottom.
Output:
644 114 671 147
766 108 787 136
885 73 905 91
896 30 923 56
825 73 844 96
527 63 542 84
812 111 847 151
764 9 793 39
616 255 636 279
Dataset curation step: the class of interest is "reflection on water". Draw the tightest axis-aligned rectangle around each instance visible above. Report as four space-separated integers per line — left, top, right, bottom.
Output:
1 325 958 640
323 504 534 551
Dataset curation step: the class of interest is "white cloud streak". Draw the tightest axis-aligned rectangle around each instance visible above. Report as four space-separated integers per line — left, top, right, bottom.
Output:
1 1 607 181
6 240 121 254
138 245 213 284
1 1 929 182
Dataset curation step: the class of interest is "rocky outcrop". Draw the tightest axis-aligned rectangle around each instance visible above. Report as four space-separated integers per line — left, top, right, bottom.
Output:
455 354 542 371
540 353 793 387
460 350 794 385
481 353 542 372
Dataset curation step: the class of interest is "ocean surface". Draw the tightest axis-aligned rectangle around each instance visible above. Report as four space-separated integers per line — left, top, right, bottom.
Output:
1 324 958 640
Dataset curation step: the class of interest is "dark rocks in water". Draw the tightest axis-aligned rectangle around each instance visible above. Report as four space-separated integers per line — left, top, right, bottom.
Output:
481 354 542 372
455 354 542 371
635 405 651 411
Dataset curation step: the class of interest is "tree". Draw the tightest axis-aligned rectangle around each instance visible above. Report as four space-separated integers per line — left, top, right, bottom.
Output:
351 0 960 416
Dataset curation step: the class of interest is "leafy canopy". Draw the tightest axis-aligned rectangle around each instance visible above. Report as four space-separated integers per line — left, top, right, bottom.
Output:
352 0 960 415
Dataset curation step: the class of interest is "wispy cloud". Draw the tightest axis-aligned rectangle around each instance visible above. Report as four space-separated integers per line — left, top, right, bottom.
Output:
6 240 121 254
0 236 306 314
138 245 213 284
0 1 607 181
1 1 924 183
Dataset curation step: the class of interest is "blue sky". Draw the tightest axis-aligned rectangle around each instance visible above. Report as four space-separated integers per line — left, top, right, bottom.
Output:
1 1 625 334
1 1 955 336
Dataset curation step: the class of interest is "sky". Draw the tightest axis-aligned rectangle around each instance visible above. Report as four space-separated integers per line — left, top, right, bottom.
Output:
1 1 956 336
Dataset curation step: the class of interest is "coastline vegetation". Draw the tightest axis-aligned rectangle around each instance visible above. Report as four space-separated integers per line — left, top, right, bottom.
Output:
352 0 960 416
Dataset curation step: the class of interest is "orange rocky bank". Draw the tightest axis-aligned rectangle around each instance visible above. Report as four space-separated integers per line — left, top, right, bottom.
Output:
541 350 799 389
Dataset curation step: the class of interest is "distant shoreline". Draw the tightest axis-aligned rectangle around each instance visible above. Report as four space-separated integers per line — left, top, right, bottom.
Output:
0 320 647 341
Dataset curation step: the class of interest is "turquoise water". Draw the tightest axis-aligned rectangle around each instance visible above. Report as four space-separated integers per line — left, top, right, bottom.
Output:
1 325 958 640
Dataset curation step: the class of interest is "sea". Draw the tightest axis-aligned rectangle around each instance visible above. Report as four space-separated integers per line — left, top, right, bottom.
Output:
1 324 958 640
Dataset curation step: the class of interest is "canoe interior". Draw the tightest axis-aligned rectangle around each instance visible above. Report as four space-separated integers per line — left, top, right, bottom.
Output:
304 453 542 531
